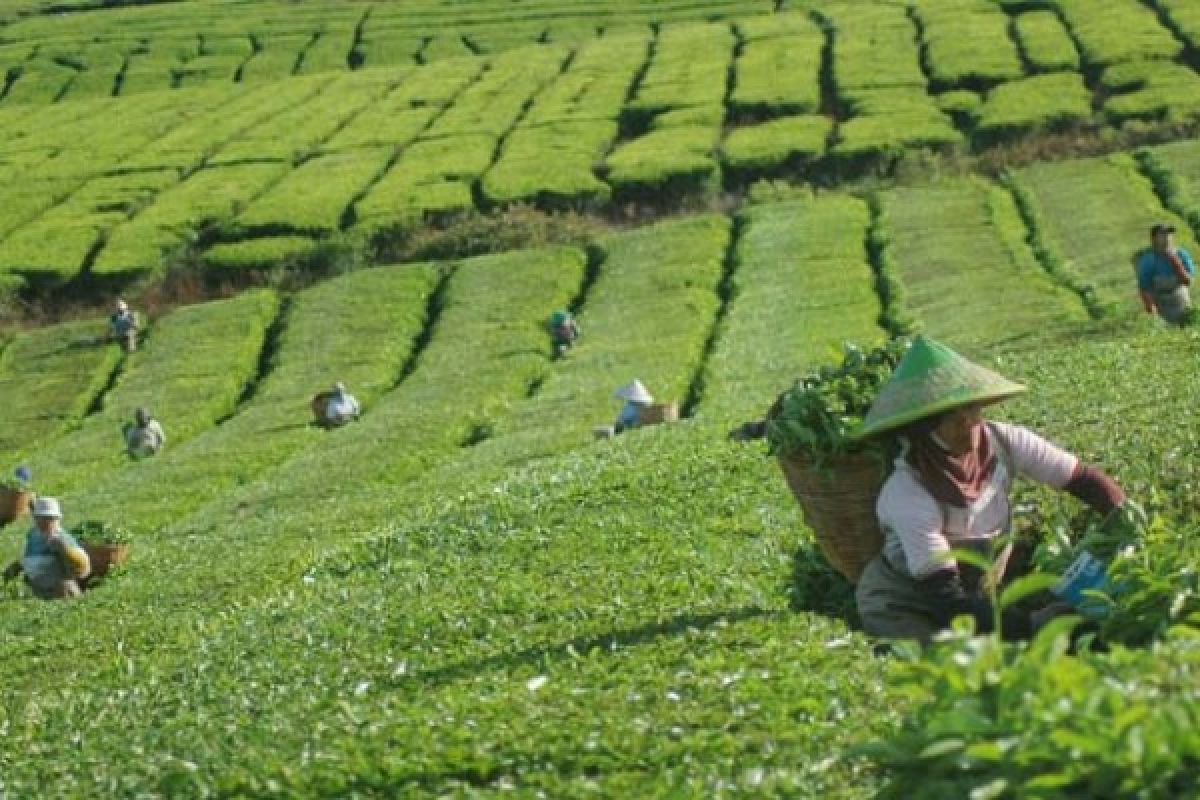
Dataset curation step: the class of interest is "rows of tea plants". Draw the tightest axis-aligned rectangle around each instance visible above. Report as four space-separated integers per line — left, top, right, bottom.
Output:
697 193 882 423
1007 153 1196 316
47 262 441 532
5 294 1198 796
2 2 1200 287
876 177 1090 351
1139 138 1200 234
0 317 120 453
16 290 278 498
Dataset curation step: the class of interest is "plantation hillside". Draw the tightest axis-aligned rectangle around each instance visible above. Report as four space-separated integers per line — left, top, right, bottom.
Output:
1 0 1200 797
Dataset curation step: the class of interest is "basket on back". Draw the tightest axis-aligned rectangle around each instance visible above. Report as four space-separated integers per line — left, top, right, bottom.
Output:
0 487 31 526
775 451 887 582
765 339 912 583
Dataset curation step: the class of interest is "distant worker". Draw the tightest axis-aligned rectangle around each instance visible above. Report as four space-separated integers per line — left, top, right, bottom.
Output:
548 310 580 358
315 381 360 428
2 497 90 600
613 379 654 434
124 407 166 458
1135 222 1195 324
108 298 139 352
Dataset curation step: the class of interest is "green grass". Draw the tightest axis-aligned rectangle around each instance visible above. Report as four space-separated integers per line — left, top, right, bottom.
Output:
18 290 278 497
877 177 1090 353
0 318 121 453
698 193 883 423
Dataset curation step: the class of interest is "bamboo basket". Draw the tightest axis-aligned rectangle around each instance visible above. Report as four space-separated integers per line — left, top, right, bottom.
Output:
637 402 679 426
776 451 888 582
0 488 32 526
81 543 130 581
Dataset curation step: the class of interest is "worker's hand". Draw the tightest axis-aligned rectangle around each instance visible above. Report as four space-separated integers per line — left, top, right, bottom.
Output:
1030 600 1076 633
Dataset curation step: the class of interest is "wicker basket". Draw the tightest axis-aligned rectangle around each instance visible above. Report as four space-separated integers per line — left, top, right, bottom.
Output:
81 543 130 581
311 391 333 423
776 451 888 582
637 402 679 426
0 488 31 526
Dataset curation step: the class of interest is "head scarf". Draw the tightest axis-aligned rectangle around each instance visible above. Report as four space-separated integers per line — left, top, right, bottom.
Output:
901 412 997 508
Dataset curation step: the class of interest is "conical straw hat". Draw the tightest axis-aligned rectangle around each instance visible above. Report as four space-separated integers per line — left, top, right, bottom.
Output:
614 379 653 404
853 336 1026 438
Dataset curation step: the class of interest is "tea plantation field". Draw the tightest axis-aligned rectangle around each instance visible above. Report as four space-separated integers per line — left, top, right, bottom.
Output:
0 0 1199 296
1 0 1200 797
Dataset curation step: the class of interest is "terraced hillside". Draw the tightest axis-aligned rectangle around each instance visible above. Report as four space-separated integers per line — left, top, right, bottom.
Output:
0 0 1198 297
2 0 1200 797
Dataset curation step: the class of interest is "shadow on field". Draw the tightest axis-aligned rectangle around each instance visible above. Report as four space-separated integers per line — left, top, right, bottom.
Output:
790 540 861 630
404 607 777 692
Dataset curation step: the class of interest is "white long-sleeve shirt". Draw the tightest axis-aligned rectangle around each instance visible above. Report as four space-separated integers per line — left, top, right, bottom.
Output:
877 422 1078 579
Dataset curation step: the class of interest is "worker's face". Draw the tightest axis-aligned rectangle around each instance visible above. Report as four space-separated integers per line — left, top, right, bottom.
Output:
933 403 984 455
1153 231 1174 252
34 515 59 537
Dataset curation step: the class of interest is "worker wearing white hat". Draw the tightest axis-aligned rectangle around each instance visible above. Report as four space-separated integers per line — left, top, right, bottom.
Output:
321 381 360 427
3 497 90 599
108 298 139 352
613 379 654 434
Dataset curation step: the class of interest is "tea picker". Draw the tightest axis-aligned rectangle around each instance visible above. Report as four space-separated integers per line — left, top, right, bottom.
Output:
548 309 580 358
850 337 1132 643
2 497 89 600
312 381 360 428
108 298 139 353
1134 222 1195 325
124 407 166 458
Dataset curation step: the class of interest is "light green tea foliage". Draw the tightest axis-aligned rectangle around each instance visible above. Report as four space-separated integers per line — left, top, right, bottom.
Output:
1054 0 1181 67
605 125 721 196
1012 11 1081 72
731 30 823 114
766 338 909 462
203 236 320 271
973 72 1092 142
861 623 1200 799
699 193 883 422
20 290 278 498
912 0 1023 88
0 318 121 453
877 178 1089 351
722 115 831 172
1100 61 1200 124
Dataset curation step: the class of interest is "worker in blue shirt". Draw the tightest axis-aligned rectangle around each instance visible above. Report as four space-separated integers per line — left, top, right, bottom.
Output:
1135 222 1195 324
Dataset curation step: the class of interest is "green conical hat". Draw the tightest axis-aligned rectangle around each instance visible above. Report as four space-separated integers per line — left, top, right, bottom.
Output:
853 336 1026 438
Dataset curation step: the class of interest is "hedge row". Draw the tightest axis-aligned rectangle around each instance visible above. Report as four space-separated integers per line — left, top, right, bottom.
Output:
1011 10 1081 73
1053 0 1181 67
698 193 883 423
912 0 1023 90
0 318 121 454
21 290 279 495
877 177 1089 352
730 20 823 115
